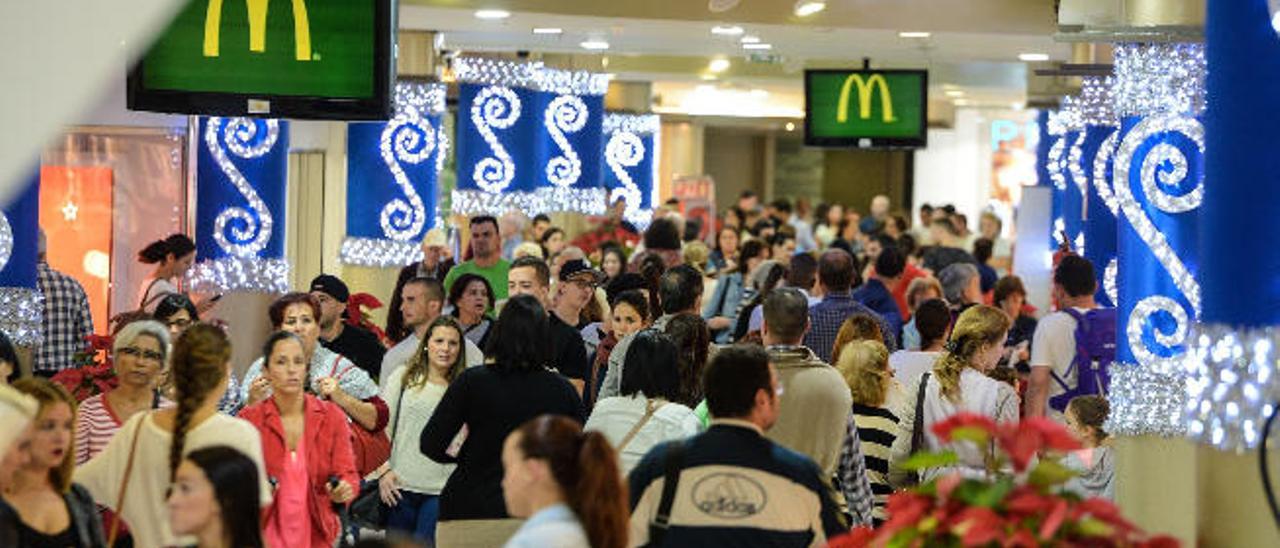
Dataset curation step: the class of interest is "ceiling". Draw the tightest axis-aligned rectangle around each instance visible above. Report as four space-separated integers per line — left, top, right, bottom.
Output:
400 1 1069 115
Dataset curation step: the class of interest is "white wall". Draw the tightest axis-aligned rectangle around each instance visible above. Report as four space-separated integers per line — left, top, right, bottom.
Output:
912 109 989 222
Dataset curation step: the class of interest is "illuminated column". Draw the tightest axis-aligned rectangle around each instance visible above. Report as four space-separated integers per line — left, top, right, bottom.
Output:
1078 76 1120 307
339 82 447 267
187 117 290 294
1184 0 1280 451
1106 43 1206 436
0 173 42 345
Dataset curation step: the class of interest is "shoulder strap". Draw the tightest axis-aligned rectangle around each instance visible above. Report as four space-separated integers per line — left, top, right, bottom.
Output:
618 399 663 452
138 278 166 309
910 373 931 455
389 381 409 445
650 440 687 546
108 413 146 545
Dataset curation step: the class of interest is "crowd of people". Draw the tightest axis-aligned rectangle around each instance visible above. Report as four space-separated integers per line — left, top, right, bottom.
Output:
0 190 1119 547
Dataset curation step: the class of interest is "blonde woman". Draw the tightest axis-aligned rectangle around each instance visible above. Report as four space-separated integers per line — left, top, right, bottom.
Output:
834 340 902 524
889 306 1018 486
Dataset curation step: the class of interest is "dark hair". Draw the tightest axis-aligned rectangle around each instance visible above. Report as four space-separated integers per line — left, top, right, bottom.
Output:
920 203 934 214
683 217 703 243
182 446 266 548
749 218 776 237
740 189 757 199
514 415 628 548
875 246 907 278
404 316 468 389
664 313 710 407
915 299 952 345
1055 255 1097 298
770 198 792 214
138 234 196 264
768 231 795 251
0 330 18 383
406 276 445 304
731 239 768 275
898 233 919 258
973 237 994 264
620 330 681 399
890 214 910 234
993 276 1027 307
600 246 628 278
763 288 809 343
703 344 772 419
812 203 832 228
610 289 651 323
532 214 551 225
940 204 957 215
169 324 232 483
469 215 499 232
260 331 305 382
485 294 549 373
786 253 817 290
540 227 564 246
643 217 682 251
1067 395 1111 442
267 292 321 329
638 254 666 317
447 273 495 312
154 293 199 324
510 255 551 288
931 217 960 237
658 265 704 315
818 249 856 292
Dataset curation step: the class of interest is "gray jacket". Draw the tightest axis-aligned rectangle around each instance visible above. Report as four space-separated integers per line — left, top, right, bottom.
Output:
0 483 106 547
598 314 674 399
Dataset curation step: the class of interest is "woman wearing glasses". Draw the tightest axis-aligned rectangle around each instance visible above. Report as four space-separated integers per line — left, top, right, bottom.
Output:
74 320 172 466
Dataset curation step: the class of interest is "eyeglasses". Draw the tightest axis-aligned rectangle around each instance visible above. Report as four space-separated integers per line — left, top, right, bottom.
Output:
118 347 165 362
167 318 192 330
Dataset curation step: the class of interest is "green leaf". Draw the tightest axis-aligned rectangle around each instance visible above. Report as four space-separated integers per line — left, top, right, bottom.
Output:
897 450 959 472
1028 458 1078 488
1076 516 1115 538
971 477 1015 508
949 426 991 446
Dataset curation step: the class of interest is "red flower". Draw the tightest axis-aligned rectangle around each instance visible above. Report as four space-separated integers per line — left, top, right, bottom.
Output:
826 527 876 548
1038 498 1069 540
948 506 1003 546
932 413 998 442
1020 417 1083 453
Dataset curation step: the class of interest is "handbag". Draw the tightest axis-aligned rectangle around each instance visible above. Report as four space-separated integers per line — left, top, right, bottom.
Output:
108 413 146 546
327 356 392 476
350 380 408 530
617 398 663 453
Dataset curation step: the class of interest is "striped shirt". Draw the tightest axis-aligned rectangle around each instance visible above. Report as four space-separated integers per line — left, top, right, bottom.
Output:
851 403 900 523
74 393 172 465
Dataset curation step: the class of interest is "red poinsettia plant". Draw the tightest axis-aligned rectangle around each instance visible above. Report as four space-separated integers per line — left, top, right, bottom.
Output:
828 413 1179 548
52 334 119 402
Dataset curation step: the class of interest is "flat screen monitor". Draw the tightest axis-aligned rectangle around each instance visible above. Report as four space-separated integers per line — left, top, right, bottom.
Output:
804 69 928 148
128 0 395 120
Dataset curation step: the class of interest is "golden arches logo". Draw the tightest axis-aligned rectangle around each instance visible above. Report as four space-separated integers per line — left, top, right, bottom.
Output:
203 0 313 61
836 74 896 124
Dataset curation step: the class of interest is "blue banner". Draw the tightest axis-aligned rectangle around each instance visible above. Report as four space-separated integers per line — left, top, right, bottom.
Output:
0 172 43 344
340 82 447 267
603 112 660 230
534 91 605 199
189 117 290 293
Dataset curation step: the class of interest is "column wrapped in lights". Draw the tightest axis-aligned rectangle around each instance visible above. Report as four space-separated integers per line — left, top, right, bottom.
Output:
1184 0 1280 451
339 82 448 267
188 117 290 294
1105 42 1206 437
602 112 661 230
1078 76 1121 307
1044 108 1068 247
0 174 43 345
1055 99 1087 252
452 57 611 216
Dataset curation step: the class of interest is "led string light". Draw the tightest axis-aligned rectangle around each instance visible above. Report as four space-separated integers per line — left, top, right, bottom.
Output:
0 212 12 271
606 131 645 221
1183 325 1280 451
470 86 522 193
187 256 290 295
1105 258 1119 306
378 105 434 242
451 187 608 217
206 117 278 258
0 288 42 346
1107 364 1188 437
544 95 589 188
1114 43 1207 118
604 113 661 229
1093 131 1120 215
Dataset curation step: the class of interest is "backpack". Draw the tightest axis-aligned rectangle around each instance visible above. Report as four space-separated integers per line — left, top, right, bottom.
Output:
1048 307 1116 413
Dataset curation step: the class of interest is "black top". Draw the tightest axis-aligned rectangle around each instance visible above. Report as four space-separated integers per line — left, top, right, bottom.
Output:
921 246 977 274
321 324 386 380
420 365 585 520
0 485 104 548
549 314 590 382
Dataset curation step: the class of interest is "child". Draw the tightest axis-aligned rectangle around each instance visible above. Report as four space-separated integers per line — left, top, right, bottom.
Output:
1063 395 1115 500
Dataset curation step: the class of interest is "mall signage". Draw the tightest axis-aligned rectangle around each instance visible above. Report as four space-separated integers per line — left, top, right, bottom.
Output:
804 69 928 148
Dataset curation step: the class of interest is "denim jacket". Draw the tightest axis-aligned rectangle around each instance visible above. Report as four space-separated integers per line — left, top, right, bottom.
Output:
702 272 745 344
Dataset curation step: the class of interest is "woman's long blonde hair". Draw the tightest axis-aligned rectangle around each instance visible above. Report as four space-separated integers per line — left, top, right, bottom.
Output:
11 378 78 492
834 340 891 407
932 305 1010 403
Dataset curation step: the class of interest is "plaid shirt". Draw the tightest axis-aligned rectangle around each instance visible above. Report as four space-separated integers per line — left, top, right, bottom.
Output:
803 291 898 363
836 413 876 527
35 262 94 373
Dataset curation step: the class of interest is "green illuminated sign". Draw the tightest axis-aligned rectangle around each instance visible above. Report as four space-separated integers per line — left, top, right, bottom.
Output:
805 70 928 147
142 0 377 99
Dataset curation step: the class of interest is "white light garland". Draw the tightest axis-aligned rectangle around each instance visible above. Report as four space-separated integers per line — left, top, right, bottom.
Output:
378 104 434 242
1068 131 1088 200
1128 295 1192 375
1107 364 1188 437
0 288 42 345
452 187 607 217
339 237 425 268
1092 131 1120 215
1114 43 1207 118
1048 137 1068 191
186 256 290 294
1105 258 1119 306
206 117 278 258
606 131 646 222
470 85 522 193
532 64 611 96
0 211 12 271
603 113 661 136
1078 76 1118 128
544 95 589 188
1183 324 1280 451
455 57 610 96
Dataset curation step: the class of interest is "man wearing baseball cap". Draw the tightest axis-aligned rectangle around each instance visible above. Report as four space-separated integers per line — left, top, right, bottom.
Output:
311 274 386 379
552 259 608 360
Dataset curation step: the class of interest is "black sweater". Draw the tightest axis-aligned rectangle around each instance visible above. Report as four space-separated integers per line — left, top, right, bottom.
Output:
419 365 584 520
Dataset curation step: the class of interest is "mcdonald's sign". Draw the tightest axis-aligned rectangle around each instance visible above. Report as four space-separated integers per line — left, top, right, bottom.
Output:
805 69 928 148
203 0 313 61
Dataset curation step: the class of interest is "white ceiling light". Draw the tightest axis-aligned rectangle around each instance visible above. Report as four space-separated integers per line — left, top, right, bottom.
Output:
785 122 796 132
750 89 769 98
945 90 964 97
474 9 511 20
1018 52 1050 62
794 1 826 17
953 99 971 106
700 74 718 81
708 0 741 13
532 27 563 35
580 39 610 51
711 25 744 36
740 35 761 44
898 31 931 39
708 58 731 72
743 43 773 50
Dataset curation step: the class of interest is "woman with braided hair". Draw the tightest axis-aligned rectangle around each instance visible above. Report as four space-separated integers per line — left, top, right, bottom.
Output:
76 324 270 547
887 305 1019 487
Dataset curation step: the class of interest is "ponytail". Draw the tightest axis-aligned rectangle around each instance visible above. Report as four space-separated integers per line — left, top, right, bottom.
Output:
168 323 232 482
517 416 628 548
138 233 195 264
931 305 1010 403
138 239 169 264
639 254 664 318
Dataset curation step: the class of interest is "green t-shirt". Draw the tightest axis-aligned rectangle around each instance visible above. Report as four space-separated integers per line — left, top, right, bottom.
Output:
444 259 511 303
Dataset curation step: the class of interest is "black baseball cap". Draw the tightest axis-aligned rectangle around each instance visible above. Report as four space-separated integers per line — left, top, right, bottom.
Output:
559 259 606 286
309 274 350 303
